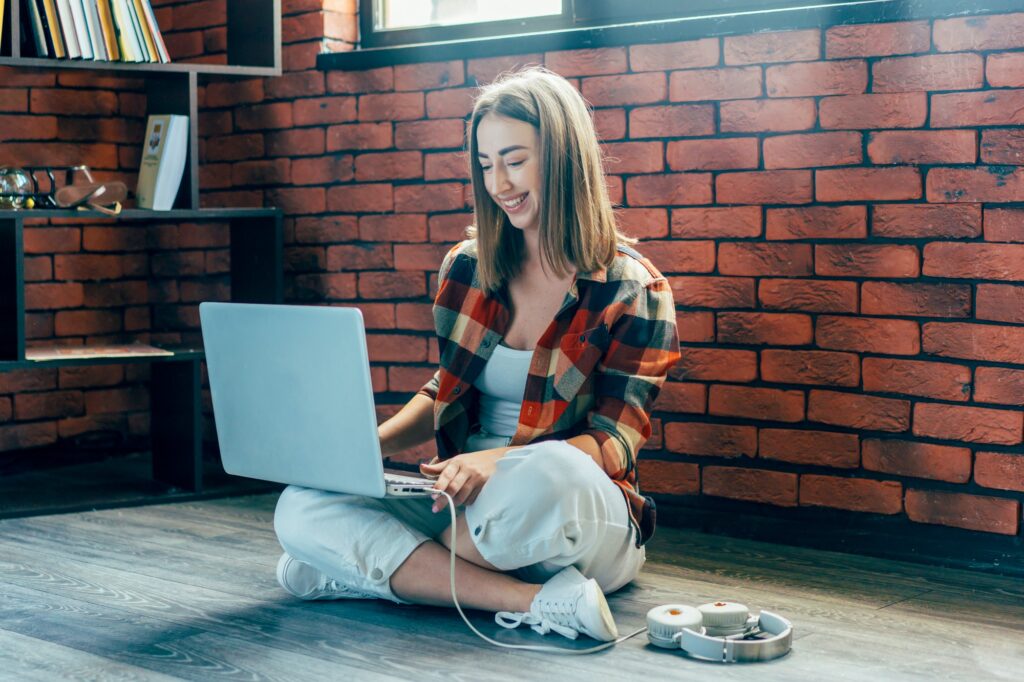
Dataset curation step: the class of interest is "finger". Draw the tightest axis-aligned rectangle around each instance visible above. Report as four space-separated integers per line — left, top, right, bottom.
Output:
434 463 460 494
447 470 473 506
433 467 467 512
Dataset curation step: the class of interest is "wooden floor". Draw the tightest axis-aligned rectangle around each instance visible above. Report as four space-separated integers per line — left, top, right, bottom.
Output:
0 495 1020 681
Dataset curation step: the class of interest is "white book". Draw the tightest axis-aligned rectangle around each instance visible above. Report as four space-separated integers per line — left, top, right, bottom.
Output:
114 0 141 61
68 0 94 59
124 0 149 61
82 0 107 60
138 0 168 63
54 0 81 58
136 114 188 211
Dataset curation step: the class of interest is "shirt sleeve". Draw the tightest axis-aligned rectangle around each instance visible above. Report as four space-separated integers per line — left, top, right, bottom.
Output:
415 240 466 401
578 277 681 480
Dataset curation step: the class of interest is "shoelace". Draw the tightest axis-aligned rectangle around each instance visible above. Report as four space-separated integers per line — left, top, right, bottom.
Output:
495 598 581 640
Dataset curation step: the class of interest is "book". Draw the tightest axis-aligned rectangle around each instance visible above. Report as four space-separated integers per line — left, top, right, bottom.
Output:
67 0 92 59
53 0 80 58
24 0 49 57
82 0 106 59
111 0 139 61
131 0 156 63
137 0 167 62
41 0 66 58
136 114 188 210
126 0 150 61
1 0 5 54
94 0 117 60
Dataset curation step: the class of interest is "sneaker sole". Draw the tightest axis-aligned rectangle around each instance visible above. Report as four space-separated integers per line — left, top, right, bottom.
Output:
586 580 619 641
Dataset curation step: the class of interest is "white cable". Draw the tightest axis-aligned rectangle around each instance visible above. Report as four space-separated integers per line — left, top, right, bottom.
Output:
435 489 648 654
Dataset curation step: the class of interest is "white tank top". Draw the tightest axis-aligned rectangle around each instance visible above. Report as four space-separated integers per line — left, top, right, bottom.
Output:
472 342 533 438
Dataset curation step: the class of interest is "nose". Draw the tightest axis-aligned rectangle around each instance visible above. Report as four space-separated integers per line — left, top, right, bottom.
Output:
488 164 510 196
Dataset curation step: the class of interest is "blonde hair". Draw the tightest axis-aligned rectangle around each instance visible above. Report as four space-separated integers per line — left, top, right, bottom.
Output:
466 67 635 294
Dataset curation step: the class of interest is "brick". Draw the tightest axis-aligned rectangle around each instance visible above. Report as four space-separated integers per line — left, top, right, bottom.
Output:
544 48 626 76
84 386 148 415
205 133 264 162
719 98 817 132
669 277 755 309
466 54 543 85
637 460 700 496
758 279 857 313
292 96 356 126
365 334 427 362
986 208 1024 242
863 439 971 483
55 310 122 336
424 152 469 181
987 52 1024 88
761 349 859 387
671 207 761 239
801 475 902 514
923 321 1024 364
358 272 426 300
767 60 867 97
205 79 264 108
294 215 358 243
975 366 1024 406
766 205 866 240
327 122 392 151
817 167 921 202
816 316 920 355
0 422 57 450
764 132 861 169
931 90 1024 128
923 242 1024 281
664 422 757 457
428 213 473 243
861 281 970 318
358 92 424 122
616 208 667 239
820 92 927 129
934 13 1024 51
671 348 757 382
394 243 455 271
601 141 664 174
719 242 812 276
425 87 476 119
23 227 80 254
635 240 715 274
388 365 438 392
825 20 931 58
669 67 762 102
676 311 715 343
395 302 434 330
666 138 758 171
867 130 976 165
725 29 819 65
976 284 1024 323
358 214 427 242
873 53 984 92
53 254 125 281
583 73 667 107
231 159 291 186
264 70 325 100
291 155 354 185
914 402 1023 445
717 311 812 346
703 466 798 506
393 61 464 91
624 173 712 206
630 38 719 71
354 151 423 182
0 114 58 142
628 104 715 139
652 382 706 414
716 170 812 204
907 488 1019 535
929 166 1024 203
326 183 393 213
395 119 466 151
394 183 465 213
872 204 982 239
593 108 626 141
809 389 910 432
863 358 971 402
234 101 293 130
14 390 85 420
983 127 1024 164
327 67 393 94
326 244 393 271
761 428 859 468
32 89 117 115
975 452 1024 492
710 385 804 422
59 365 123 389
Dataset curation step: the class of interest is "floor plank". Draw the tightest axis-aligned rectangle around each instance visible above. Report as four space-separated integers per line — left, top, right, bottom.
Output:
0 493 1020 681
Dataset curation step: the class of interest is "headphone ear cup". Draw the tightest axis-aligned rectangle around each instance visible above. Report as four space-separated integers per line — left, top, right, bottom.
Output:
645 604 703 648
697 601 751 637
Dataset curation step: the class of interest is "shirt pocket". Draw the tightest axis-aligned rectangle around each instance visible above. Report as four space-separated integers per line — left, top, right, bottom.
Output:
553 325 610 401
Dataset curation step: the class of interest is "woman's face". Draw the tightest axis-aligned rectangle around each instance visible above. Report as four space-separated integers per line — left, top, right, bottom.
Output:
475 113 542 233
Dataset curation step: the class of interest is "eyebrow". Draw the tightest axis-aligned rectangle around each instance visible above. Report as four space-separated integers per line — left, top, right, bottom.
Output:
477 145 528 159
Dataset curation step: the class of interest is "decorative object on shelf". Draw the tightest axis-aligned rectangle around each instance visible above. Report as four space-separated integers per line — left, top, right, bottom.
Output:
0 168 35 209
52 164 127 215
136 114 188 210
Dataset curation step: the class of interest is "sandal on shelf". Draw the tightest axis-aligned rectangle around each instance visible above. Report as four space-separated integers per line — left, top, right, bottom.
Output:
54 165 128 216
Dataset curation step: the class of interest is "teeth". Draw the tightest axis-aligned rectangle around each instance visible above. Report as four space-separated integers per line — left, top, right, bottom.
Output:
502 194 526 208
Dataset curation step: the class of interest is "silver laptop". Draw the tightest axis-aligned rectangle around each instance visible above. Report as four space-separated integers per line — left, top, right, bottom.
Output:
199 302 436 497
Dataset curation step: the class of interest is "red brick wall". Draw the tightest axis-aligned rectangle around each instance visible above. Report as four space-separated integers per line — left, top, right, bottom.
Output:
3 3 1023 539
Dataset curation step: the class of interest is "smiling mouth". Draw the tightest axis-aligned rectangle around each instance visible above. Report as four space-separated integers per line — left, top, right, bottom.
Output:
500 193 527 209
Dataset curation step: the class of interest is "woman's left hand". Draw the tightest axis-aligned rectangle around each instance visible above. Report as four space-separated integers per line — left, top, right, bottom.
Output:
419 449 505 512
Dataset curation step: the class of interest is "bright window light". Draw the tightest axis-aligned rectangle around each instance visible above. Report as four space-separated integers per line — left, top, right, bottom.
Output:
378 0 562 30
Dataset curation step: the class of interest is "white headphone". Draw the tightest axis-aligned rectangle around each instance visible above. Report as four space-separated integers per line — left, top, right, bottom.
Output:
646 601 793 663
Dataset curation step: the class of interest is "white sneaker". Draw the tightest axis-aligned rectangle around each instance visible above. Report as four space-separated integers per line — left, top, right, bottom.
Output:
276 553 375 601
495 566 619 642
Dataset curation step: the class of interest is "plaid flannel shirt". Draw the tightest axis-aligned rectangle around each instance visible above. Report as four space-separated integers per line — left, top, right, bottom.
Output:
416 239 681 546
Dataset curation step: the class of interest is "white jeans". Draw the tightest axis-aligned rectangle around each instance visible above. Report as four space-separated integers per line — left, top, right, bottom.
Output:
273 437 646 603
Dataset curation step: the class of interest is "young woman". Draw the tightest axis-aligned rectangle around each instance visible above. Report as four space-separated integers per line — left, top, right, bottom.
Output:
274 67 681 642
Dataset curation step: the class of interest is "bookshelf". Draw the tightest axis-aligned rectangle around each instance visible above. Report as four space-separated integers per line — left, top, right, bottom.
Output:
0 0 284 508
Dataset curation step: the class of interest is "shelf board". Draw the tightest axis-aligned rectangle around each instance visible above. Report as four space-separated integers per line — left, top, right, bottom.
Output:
0 56 280 77
0 345 203 370
0 207 281 221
